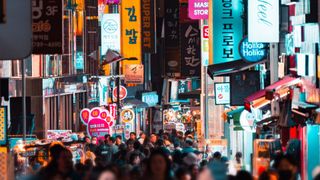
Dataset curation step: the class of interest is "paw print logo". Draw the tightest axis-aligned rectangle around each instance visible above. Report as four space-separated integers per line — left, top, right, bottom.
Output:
80 108 115 139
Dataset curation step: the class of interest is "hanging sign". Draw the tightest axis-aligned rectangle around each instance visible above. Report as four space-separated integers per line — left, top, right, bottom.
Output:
121 0 142 65
214 83 230 105
209 0 243 64
108 103 117 119
141 91 159 106
121 109 135 123
0 107 7 145
188 0 208 20
124 64 144 84
80 107 115 140
141 0 156 53
105 0 120 4
239 37 268 63
201 24 209 66
32 0 63 54
101 13 121 55
248 0 279 42
113 85 128 100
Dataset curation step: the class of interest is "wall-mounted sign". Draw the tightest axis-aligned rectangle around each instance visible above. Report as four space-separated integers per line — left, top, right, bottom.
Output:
209 0 243 64
141 91 159 106
108 103 117 119
248 0 279 42
124 64 144 84
201 24 209 66
214 83 230 105
121 0 141 65
80 107 115 140
239 37 268 63
121 109 135 123
101 13 121 55
188 0 208 20
141 0 156 53
285 33 294 55
47 130 72 140
113 85 128 101
0 107 7 145
32 0 63 54
105 0 120 4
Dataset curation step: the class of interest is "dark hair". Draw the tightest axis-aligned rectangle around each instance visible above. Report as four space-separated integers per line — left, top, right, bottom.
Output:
145 148 172 179
126 139 135 146
186 139 193 146
155 139 164 147
175 167 191 179
236 170 253 180
109 137 116 143
213 151 222 159
273 154 298 169
116 135 122 140
236 152 242 158
130 132 136 136
49 144 67 161
104 134 110 139
129 152 140 165
133 141 142 150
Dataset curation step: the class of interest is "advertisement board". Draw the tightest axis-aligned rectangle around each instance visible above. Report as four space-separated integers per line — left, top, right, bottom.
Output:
0 107 7 145
201 24 209 66
209 0 243 64
248 0 279 42
239 37 268 63
214 83 230 105
141 0 156 53
188 0 208 20
101 13 121 55
124 64 144 84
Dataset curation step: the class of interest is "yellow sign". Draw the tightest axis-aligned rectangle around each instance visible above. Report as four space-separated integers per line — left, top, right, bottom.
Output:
0 107 6 145
121 109 135 123
121 0 142 67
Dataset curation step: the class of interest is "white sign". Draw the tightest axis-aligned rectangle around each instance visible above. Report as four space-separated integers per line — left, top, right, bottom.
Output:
214 83 230 105
248 0 279 42
101 14 121 55
201 24 209 66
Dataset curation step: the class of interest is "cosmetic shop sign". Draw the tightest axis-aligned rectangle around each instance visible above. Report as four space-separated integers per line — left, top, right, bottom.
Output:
239 37 268 63
80 107 115 140
188 0 208 20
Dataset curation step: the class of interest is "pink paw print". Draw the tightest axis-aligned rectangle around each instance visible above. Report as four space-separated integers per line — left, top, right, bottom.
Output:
80 107 115 140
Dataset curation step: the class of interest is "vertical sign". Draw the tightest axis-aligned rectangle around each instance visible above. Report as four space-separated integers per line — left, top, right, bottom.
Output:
32 0 63 54
141 0 156 53
248 0 279 42
0 107 7 145
201 24 209 66
214 83 230 105
209 0 243 64
188 0 208 20
165 0 180 75
181 22 201 77
121 0 142 65
101 13 121 55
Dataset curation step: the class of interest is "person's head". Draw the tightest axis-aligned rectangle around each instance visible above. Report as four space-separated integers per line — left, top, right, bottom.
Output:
236 170 253 180
185 139 193 147
49 143 73 174
150 133 157 143
104 134 111 141
129 153 141 166
133 140 142 150
146 149 171 178
171 129 177 136
213 151 222 160
175 168 192 180
126 139 135 151
139 132 146 139
84 136 91 144
115 135 122 145
91 136 98 145
258 170 278 180
273 154 298 180
130 132 137 140
98 168 117 180
155 139 165 147
235 152 242 163
108 137 116 145
189 164 200 178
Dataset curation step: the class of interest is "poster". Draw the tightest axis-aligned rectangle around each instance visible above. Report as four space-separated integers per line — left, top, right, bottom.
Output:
124 64 144 84
101 13 121 55
188 0 208 20
32 0 63 54
80 107 115 140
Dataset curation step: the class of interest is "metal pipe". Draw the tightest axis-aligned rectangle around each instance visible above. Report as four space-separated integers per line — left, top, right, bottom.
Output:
22 58 26 141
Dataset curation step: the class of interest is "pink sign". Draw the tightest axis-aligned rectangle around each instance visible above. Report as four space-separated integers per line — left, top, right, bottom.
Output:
188 0 208 20
105 0 120 4
80 107 115 140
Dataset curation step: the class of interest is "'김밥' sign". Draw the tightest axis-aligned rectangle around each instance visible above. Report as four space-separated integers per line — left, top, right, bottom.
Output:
80 107 115 140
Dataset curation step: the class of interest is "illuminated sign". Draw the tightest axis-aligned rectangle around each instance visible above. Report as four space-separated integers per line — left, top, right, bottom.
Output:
209 0 243 64
214 83 230 105
101 13 121 55
0 107 7 145
121 0 141 65
201 24 209 66
141 91 159 106
248 0 279 42
121 109 135 123
239 37 268 62
188 0 208 20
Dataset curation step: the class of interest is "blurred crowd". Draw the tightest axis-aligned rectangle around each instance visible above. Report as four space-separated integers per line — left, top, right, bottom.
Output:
18 129 320 180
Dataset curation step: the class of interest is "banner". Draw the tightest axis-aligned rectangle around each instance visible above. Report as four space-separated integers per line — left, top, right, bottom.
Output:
180 22 201 76
124 64 144 84
101 13 121 55
0 107 7 145
121 0 142 65
209 0 243 64
188 0 208 20
248 0 279 42
32 0 63 54
141 0 156 53
164 0 180 75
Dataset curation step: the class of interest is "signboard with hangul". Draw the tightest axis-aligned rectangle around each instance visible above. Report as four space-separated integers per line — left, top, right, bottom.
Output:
0 107 7 145
121 0 142 65
141 0 156 53
180 22 201 77
124 64 144 84
32 0 63 54
209 0 243 64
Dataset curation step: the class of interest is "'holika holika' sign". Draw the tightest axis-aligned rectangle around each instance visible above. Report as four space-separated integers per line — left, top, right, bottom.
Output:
209 0 243 64
239 37 268 62
80 108 115 139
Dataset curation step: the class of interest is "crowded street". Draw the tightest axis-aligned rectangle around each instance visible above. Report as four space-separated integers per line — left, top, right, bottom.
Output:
1 0 320 179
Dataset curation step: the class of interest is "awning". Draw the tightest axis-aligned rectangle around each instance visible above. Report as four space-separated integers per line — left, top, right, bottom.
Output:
178 89 201 99
207 59 266 78
227 107 244 131
244 76 301 110
123 98 149 108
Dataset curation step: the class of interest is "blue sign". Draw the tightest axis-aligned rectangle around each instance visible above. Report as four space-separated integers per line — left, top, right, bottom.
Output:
141 92 159 106
76 51 84 70
211 0 243 64
239 37 268 62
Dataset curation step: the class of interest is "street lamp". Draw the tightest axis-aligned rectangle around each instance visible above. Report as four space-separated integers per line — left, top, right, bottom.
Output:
103 49 137 124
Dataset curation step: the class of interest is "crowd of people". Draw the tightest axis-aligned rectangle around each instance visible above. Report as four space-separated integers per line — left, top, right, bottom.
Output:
18 129 317 180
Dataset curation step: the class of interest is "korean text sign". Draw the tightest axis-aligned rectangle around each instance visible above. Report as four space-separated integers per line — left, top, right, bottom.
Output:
188 0 208 20
101 14 121 55
214 83 230 105
32 0 63 54
121 0 142 65
209 0 243 64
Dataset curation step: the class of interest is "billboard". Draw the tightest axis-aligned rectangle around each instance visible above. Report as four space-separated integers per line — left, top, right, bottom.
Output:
101 13 121 55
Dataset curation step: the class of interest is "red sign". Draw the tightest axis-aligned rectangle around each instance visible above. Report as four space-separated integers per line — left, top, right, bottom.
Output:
113 85 127 100
203 25 209 38
108 103 117 119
